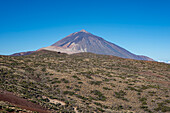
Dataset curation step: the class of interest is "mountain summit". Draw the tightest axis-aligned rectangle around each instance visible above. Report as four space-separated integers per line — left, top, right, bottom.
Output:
79 29 89 33
39 30 153 61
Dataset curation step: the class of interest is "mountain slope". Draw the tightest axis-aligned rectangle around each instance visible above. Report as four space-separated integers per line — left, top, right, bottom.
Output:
40 29 153 61
11 51 34 56
0 50 169 112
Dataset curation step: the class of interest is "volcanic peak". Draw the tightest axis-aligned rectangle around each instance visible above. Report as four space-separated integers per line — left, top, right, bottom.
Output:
79 29 89 33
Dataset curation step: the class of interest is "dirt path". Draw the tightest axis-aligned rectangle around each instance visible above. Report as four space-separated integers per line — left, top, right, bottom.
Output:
48 98 66 106
42 96 66 106
45 96 79 112
74 107 79 113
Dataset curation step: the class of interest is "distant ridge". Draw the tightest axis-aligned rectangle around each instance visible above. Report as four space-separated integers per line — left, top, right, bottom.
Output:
11 51 34 56
11 30 153 61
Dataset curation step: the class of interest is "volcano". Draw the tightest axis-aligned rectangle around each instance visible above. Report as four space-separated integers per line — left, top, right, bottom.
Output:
12 29 153 61
38 29 153 61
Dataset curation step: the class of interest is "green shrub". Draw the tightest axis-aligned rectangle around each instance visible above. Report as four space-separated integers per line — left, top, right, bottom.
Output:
140 105 148 109
5 108 15 112
139 97 147 102
61 78 69 83
63 91 75 95
72 75 81 80
154 102 170 112
103 87 112 90
42 98 50 102
91 90 106 101
41 67 46 72
96 107 105 112
78 81 83 84
74 89 80 91
94 102 102 107
114 90 128 101
90 81 102 85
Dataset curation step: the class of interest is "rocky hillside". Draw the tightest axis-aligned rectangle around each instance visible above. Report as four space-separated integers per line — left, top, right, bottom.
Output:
0 50 169 112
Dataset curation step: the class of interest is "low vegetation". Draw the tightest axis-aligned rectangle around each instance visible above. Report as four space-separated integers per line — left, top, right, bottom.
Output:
0 50 169 112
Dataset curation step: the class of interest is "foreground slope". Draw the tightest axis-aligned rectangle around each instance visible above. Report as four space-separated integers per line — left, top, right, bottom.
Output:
0 50 169 112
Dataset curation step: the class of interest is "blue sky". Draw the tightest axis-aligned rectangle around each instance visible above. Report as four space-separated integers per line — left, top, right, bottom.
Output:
0 0 170 61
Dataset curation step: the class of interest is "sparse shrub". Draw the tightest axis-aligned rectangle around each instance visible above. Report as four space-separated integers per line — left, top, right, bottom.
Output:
114 90 128 101
51 80 61 84
94 102 102 107
117 105 123 110
104 78 110 82
91 90 106 101
140 105 148 109
139 97 147 106
84 75 93 79
41 67 46 72
139 97 147 102
63 91 75 95
5 108 15 112
66 86 70 89
61 78 69 83
74 88 80 91
154 102 170 112
103 87 112 90
96 107 105 112
75 94 88 100
42 98 50 102
78 81 83 84
148 91 156 96
90 81 102 85
72 75 81 80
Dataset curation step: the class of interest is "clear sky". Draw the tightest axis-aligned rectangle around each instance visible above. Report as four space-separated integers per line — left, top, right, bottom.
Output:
0 0 170 61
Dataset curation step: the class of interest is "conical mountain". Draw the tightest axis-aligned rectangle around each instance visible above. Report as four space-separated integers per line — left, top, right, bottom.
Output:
39 30 153 61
